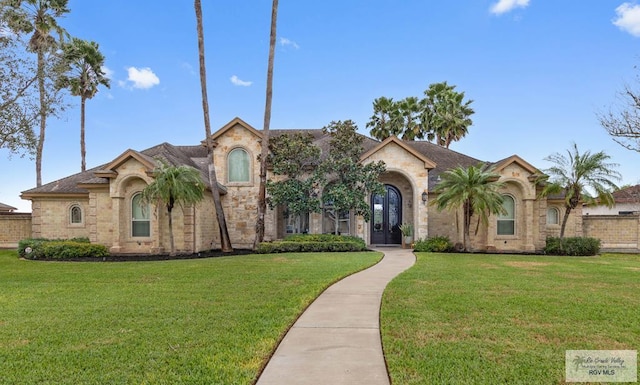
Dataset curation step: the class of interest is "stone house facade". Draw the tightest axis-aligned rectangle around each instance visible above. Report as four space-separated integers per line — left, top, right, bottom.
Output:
20 117 581 254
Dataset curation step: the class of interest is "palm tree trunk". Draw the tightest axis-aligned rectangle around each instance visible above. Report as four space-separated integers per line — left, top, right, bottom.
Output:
80 96 86 172
168 205 175 256
195 0 233 252
254 0 279 250
36 50 46 187
560 206 572 239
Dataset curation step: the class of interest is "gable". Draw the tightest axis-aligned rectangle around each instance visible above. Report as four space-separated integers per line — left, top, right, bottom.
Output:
210 117 262 143
95 149 156 179
360 136 436 169
492 155 542 182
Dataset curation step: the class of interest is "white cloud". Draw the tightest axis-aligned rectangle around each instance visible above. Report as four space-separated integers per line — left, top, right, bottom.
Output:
101 66 114 79
280 37 299 49
490 0 530 15
230 75 252 87
613 3 640 37
124 67 160 89
181 61 196 75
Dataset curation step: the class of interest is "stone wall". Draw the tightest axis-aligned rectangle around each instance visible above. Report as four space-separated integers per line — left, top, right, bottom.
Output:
583 214 640 252
0 213 32 248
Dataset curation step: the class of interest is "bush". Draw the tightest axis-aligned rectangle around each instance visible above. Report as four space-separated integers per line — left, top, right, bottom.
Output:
544 236 601 256
18 238 108 260
257 234 367 254
414 236 454 252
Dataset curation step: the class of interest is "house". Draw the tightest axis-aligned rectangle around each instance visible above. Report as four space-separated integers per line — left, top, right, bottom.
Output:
583 185 640 216
20 117 581 254
0 202 17 213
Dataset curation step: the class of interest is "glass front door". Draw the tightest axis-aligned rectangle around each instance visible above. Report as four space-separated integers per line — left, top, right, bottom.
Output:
370 185 402 244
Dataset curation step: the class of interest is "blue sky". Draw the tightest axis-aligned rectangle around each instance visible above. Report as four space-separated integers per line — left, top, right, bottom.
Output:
3 0 640 212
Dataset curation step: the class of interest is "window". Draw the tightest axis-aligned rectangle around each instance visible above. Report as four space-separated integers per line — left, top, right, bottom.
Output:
322 205 350 235
284 208 309 234
547 207 559 225
228 148 250 182
70 205 82 224
132 193 150 237
497 195 515 235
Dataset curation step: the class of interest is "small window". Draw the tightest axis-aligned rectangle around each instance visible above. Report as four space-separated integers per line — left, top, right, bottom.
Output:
547 207 559 225
497 195 515 235
228 148 250 182
284 208 309 234
70 205 82 224
132 193 150 237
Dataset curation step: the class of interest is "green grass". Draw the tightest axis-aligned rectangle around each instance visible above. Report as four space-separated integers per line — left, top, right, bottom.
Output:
382 253 640 384
0 249 381 384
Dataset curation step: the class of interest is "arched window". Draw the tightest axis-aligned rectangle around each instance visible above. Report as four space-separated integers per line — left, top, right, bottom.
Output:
70 205 82 224
547 207 559 225
497 195 515 235
132 193 150 237
228 148 250 182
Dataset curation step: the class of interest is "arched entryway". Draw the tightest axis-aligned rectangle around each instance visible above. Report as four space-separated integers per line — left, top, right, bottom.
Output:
371 185 402 245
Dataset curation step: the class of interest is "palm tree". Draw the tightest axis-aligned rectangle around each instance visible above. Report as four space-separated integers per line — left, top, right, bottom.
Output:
432 165 505 251
141 162 205 256
367 96 403 140
194 0 232 252
540 143 621 238
254 0 279 250
2 0 70 186
423 81 474 148
58 38 109 172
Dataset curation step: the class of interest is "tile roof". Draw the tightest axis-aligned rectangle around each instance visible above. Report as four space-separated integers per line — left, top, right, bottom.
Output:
0 202 17 212
612 184 640 203
20 129 519 196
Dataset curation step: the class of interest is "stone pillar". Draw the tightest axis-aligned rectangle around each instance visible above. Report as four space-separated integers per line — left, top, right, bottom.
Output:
110 197 123 253
524 198 535 251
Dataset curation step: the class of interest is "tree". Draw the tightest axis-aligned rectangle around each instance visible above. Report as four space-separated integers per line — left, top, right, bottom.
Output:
598 83 640 153
540 143 621 238
141 162 205 256
2 0 70 186
194 0 232 252
432 165 505 252
57 38 109 172
254 0 278 249
367 97 404 140
0 33 38 156
266 132 322 231
320 120 386 234
367 81 474 146
423 81 474 148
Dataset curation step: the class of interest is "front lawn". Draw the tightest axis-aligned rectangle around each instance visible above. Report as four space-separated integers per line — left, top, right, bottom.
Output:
0 250 381 384
381 252 640 384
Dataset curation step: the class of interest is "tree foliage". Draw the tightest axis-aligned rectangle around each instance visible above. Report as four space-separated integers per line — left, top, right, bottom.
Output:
0 34 38 156
599 82 640 153
431 165 505 252
367 81 474 147
57 37 110 171
141 161 205 256
266 132 322 219
1 0 70 186
540 143 621 238
320 120 386 234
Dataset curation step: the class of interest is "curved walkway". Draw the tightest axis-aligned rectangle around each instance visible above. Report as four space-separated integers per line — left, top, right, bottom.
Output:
256 247 416 385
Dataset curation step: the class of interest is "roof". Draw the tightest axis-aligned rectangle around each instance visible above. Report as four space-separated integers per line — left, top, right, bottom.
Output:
612 184 640 204
0 202 17 212
22 119 538 197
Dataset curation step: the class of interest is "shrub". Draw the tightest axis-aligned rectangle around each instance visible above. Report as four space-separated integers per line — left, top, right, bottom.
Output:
257 234 367 254
414 236 454 252
544 237 601 256
18 238 108 260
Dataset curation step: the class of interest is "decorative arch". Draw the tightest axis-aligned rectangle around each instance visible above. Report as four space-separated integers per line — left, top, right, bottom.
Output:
69 203 83 225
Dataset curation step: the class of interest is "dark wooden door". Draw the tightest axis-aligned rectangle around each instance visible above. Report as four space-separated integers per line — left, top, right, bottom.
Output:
370 185 402 244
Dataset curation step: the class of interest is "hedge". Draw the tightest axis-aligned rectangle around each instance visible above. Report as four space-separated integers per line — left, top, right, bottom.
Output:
544 236 601 256
18 238 108 260
413 236 454 252
256 234 367 254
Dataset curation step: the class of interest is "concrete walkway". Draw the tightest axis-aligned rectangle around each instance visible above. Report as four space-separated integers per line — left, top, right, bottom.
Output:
256 247 416 385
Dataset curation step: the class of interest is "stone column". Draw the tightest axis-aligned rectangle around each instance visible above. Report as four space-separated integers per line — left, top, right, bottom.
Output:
110 197 123 253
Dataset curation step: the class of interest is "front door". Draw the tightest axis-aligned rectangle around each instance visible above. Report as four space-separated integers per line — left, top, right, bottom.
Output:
371 185 402 245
